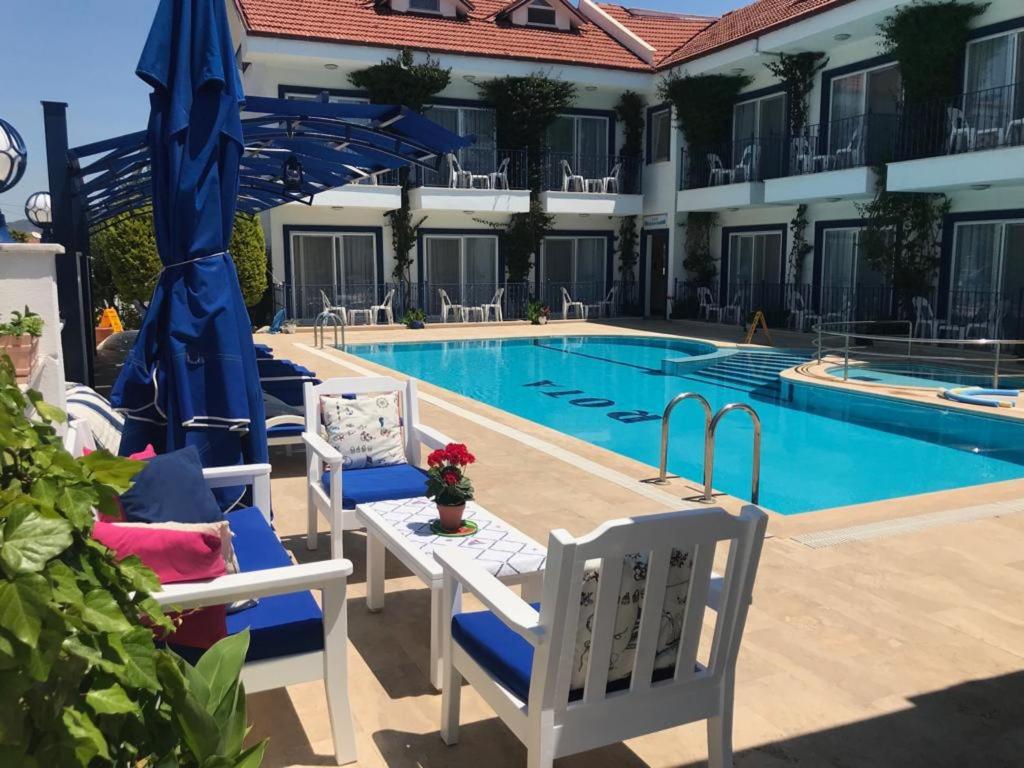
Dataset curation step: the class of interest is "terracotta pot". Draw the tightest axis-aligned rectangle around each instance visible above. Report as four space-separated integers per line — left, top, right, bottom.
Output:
436 502 466 532
0 335 39 380
95 326 115 346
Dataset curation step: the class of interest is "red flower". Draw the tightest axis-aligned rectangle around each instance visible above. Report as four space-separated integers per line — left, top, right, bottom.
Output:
427 449 445 467
443 443 475 466
442 470 460 485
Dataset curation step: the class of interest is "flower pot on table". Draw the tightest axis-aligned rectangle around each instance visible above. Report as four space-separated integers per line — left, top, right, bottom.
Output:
0 334 39 381
436 502 466 532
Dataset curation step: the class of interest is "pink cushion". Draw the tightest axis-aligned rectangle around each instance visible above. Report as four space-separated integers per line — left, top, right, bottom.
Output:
92 522 227 647
84 443 158 461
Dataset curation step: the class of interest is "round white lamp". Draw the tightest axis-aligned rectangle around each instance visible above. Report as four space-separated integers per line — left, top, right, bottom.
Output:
0 118 28 243
25 191 53 240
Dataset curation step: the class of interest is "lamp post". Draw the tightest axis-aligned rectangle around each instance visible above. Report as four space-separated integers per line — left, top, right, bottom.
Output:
24 191 53 241
0 118 28 243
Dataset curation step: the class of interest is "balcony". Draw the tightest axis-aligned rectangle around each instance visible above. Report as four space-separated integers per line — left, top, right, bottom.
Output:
676 138 772 211
308 170 401 209
763 114 886 205
408 147 531 213
888 83 1024 193
539 152 643 216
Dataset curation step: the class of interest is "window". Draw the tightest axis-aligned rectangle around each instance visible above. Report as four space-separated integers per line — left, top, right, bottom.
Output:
423 105 497 180
424 235 499 314
409 0 441 12
289 231 378 318
649 107 671 163
964 29 1024 145
819 227 888 321
543 236 607 298
727 232 783 286
949 220 1024 335
546 114 609 182
526 0 557 26
732 93 785 176
828 63 901 163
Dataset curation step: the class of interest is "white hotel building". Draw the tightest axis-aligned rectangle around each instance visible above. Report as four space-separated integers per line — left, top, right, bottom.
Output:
226 0 1024 334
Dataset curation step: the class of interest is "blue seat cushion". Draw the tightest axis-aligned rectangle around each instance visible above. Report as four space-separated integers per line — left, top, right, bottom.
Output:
451 607 677 702
267 423 303 438
321 463 429 509
170 506 323 665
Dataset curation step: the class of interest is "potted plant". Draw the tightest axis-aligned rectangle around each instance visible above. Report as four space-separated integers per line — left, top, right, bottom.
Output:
404 307 427 329
526 299 550 325
0 353 266 766
0 305 43 380
425 442 476 531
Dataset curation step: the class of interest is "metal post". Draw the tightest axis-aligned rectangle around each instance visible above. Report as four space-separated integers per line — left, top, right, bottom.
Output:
704 403 762 505
816 322 822 364
843 331 850 381
993 341 1001 388
654 392 711 484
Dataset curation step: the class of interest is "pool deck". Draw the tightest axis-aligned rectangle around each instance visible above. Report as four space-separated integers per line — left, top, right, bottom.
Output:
250 319 1024 767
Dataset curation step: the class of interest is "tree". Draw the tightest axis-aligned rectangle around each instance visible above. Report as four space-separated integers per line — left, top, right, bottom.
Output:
230 213 268 307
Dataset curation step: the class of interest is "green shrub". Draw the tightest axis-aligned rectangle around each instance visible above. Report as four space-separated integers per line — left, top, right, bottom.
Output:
0 354 266 767
0 306 43 337
403 307 426 327
230 213 269 307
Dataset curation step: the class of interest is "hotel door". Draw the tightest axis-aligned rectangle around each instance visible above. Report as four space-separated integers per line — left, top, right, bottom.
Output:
648 230 669 317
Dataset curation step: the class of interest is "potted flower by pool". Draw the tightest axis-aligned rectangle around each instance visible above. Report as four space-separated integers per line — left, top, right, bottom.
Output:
425 442 475 532
526 299 550 325
0 306 43 381
404 308 426 329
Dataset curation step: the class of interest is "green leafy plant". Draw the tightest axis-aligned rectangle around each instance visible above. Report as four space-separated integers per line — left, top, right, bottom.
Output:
403 307 426 327
0 306 43 337
501 200 555 282
525 299 550 325
786 204 812 284
764 52 829 134
0 355 266 767
657 73 752 151
617 216 639 281
424 443 475 507
230 213 270 307
683 212 718 283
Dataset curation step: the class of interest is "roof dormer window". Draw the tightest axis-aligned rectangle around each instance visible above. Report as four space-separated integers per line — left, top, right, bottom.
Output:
526 0 557 27
409 0 441 13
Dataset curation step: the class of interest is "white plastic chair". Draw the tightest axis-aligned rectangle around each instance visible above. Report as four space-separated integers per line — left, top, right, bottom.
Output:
561 287 587 320
480 287 505 322
447 153 472 189
721 291 744 325
706 153 732 186
560 160 584 192
733 144 760 182
947 107 976 154
833 128 862 168
600 163 621 193
488 157 510 190
319 289 346 326
787 291 819 332
302 376 455 558
371 288 395 325
436 505 768 768
697 287 721 321
912 296 940 338
596 285 617 317
439 289 465 323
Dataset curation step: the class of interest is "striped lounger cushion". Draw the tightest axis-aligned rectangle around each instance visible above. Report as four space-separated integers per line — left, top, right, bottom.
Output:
65 384 124 453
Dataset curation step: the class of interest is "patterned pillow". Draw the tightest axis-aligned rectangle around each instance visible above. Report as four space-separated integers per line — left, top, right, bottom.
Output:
321 392 406 470
66 384 124 453
570 548 694 692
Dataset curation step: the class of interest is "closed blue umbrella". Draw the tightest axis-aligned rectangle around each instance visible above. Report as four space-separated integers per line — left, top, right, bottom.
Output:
112 0 267 486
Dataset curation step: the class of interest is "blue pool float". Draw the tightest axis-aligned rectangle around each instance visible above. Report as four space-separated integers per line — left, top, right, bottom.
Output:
942 387 1018 408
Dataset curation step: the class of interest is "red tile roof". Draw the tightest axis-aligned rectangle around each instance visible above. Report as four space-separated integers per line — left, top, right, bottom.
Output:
596 5 713 66
235 0 653 71
658 0 850 68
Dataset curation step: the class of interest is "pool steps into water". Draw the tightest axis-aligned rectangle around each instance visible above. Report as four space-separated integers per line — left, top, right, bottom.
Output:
682 350 812 396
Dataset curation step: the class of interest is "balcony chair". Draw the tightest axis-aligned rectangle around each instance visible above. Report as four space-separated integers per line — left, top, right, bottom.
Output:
733 144 760 182
697 287 722 321
318 289 346 326
721 291 744 325
560 159 585 192
787 291 819 332
791 135 814 174
371 288 395 325
480 287 505 322
561 287 587 320
488 157 510 190
591 285 617 318
435 505 768 768
833 127 862 168
706 153 733 186
911 296 941 338
303 375 455 558
439 288 465 323
1004 118 1024 147
447 153 490 189
946 107 977 154
965 303 1005 340
600 163 621 193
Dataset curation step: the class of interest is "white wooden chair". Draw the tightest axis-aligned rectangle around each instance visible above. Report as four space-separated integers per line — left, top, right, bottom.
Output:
480 287 505 322
560 287 587 320
436 505 768 768
560 159 584 192
302 375 454 557
371 288 395 325
153 464 358 765
706 153 732 186
439 288 465 323
697 286 721 321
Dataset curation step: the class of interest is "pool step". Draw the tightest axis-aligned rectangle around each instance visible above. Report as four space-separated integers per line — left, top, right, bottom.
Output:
684 350 812 395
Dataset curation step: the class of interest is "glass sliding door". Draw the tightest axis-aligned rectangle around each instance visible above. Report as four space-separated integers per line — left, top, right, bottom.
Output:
424 234 499 315
819 228 886 320
545 114 609 188
732 94 785 178
542 236 607 306
464 236 498 307
950 220 1024 337
829 64 900 164
340 234 377 307
289 231 379 320
423 105 497 185
965 30 1024 147
726 232 783 312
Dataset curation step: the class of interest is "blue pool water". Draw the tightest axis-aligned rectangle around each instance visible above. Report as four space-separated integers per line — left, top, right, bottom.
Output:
348 335 1024 514
826 362 1024 390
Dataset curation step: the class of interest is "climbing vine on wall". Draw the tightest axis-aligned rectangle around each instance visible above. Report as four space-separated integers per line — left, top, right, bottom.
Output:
764 52 829 134
613 91 645 282
349 49 450 303
683 212 718 284
657 73 752 150
786 204 812 284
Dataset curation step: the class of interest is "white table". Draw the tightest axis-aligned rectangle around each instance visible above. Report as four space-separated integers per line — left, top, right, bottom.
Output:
355 496 547 689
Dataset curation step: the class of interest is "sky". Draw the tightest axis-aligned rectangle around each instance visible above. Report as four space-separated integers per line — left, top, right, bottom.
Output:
0 0 746 224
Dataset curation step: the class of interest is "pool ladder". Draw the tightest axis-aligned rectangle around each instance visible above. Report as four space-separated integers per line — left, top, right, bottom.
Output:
653 393 762 505
314 309 346 351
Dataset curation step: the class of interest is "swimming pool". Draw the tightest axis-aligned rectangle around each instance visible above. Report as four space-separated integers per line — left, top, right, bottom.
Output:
826 361 1024 390
348 335 1024 514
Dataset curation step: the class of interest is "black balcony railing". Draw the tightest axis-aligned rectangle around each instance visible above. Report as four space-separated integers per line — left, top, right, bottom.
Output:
541 152 642 194
679 136 783 190
785 112 899 176
672 281 1024 339
894 82 1024 161
413 147 529 190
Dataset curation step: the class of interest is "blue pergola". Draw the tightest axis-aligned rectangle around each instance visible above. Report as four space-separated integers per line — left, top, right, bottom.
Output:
44 95 470 382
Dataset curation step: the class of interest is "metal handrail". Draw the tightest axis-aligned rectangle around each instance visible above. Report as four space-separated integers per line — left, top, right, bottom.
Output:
704 403 762 505
314 310 345 350
653 393 712 484
813 320 1024 387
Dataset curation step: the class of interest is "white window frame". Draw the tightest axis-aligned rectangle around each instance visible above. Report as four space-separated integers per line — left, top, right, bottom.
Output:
949 217 1024 300
649 107 671 163
964 26 1024 88
541 235 608 286
424 104 497 145
732 92 786 144
408 0 443 14
726 230 784 286
551 113 610 158
423 234 500 294
288 230 379 311
828 62 901 122
526 0 558 27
